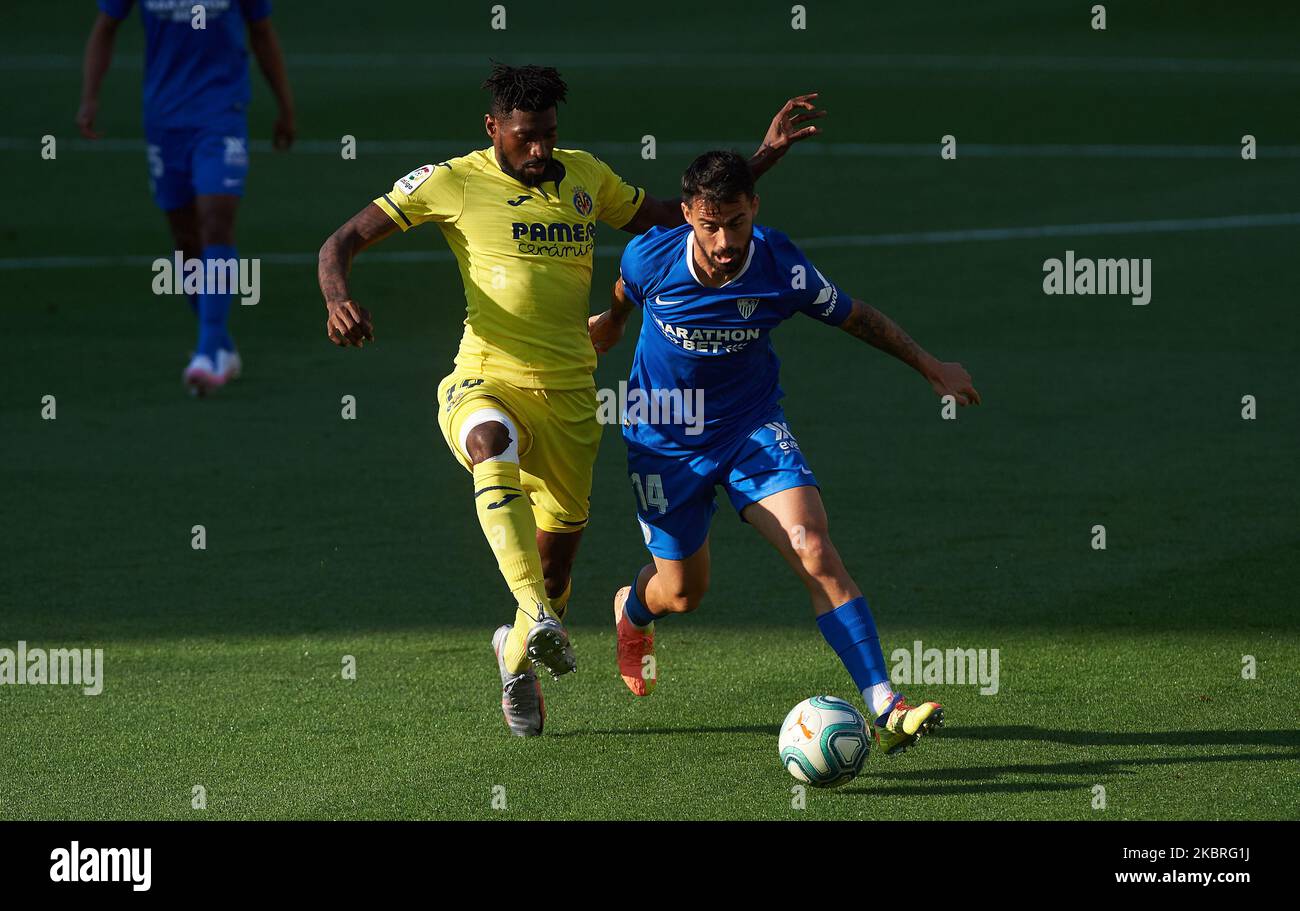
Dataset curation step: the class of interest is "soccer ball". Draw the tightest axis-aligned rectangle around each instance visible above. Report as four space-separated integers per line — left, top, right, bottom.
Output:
778 695 870 788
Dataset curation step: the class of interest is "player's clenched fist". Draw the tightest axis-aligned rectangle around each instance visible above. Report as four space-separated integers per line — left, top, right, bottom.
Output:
326 299 374 347
588 309 627 354
927 361 981 406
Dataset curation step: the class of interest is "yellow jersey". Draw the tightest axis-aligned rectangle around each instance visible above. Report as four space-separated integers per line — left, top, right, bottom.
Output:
374 147 646 390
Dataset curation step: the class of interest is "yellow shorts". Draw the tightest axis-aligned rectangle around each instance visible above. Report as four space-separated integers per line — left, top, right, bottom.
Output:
437 371 602 533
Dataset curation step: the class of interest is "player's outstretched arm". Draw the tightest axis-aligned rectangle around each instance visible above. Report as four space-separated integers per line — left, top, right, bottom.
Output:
77 12 122 140
318 203 398 347
588 277 637 354
749 92 826 180
839 299 982 406
619 93 826 234
247 17 296 151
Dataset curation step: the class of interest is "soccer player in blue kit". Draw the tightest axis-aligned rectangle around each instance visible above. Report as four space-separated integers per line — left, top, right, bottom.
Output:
78 0 295 396
591 150 981 755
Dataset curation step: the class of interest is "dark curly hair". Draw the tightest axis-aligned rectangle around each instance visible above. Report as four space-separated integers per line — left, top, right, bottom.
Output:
681 149 755 206
481 62 568 117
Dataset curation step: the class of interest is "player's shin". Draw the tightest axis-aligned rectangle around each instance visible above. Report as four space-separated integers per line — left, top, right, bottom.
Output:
196 244 237 359
815 597 899 723
471 460 555 672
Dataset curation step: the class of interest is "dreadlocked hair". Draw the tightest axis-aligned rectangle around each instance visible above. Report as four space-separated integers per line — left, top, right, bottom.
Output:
481 62 568 117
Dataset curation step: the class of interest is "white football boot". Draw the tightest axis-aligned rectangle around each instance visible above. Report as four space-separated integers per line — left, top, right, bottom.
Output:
216 348 242 382
492 624 545 737
182 354 225 397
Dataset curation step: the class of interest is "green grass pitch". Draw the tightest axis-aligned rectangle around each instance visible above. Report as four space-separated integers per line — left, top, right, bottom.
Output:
1 0 1298 820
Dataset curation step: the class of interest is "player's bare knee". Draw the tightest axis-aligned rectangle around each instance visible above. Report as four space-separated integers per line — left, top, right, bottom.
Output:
199 216 236 248
794 529 841 581
465 421 513 464
664 582 708 614
196 197 238 247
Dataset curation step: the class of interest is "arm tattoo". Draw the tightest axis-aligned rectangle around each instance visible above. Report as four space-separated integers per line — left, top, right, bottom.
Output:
317 236 353 305
318 203 397 305
840 300 928 372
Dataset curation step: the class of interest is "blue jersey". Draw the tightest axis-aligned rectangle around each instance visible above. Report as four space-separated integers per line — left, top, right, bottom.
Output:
619 223 852 452
99 0 272 129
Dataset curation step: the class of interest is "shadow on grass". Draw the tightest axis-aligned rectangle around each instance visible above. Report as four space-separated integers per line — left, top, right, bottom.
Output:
551 723 1300 800
942 726 1300 748
859 781 1084 798
553 725 1300 750
844 750 1300 797
551 724 775 738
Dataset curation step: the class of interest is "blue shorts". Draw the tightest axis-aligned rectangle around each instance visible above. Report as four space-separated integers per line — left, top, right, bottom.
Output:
144 115 249 211
625 406 819 560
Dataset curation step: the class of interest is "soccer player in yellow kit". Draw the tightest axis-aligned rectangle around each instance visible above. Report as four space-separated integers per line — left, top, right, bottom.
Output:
317 64 824 736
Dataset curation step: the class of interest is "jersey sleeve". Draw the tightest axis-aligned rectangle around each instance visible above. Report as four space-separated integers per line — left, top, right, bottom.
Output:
589 155 645 230
771 231 852 326
240 0 273 22
373 162 464 231
97 0 133 19
618 238 648 307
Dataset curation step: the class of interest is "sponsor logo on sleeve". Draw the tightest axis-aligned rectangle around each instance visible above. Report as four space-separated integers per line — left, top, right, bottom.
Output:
397 164 435 194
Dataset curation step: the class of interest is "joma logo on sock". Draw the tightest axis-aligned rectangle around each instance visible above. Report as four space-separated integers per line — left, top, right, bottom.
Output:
890 640 1000 695
152 252 261 305
0 641 104 696
50 842 151 891
1042 251 1151 305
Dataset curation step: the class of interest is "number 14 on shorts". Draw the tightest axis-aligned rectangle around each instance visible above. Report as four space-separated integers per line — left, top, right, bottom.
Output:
631 473 668 514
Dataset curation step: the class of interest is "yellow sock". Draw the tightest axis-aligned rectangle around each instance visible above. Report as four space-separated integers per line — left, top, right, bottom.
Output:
502 579 573 673
472 460 553 673
549 579 573 623
501 581 572 675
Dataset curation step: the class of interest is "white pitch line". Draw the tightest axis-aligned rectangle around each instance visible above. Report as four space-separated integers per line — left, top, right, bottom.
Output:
5 137 1297 159
5 51 1300 75
3 213 1298 271
797 213 1300 249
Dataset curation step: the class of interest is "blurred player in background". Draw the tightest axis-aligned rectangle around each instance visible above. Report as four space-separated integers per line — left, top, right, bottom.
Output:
596 150 980 754
78 0 295 396
318 63 824 736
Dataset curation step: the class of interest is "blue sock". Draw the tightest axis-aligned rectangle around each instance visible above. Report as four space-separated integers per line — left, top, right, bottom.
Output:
623 575 658 628
816 597 897 720
196 244 237 359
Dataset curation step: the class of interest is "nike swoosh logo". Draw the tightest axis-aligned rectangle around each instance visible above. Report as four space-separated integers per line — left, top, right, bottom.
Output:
654 295 684 305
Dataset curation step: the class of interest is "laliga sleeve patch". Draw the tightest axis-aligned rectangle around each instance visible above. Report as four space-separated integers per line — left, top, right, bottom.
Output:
396 164 436 194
